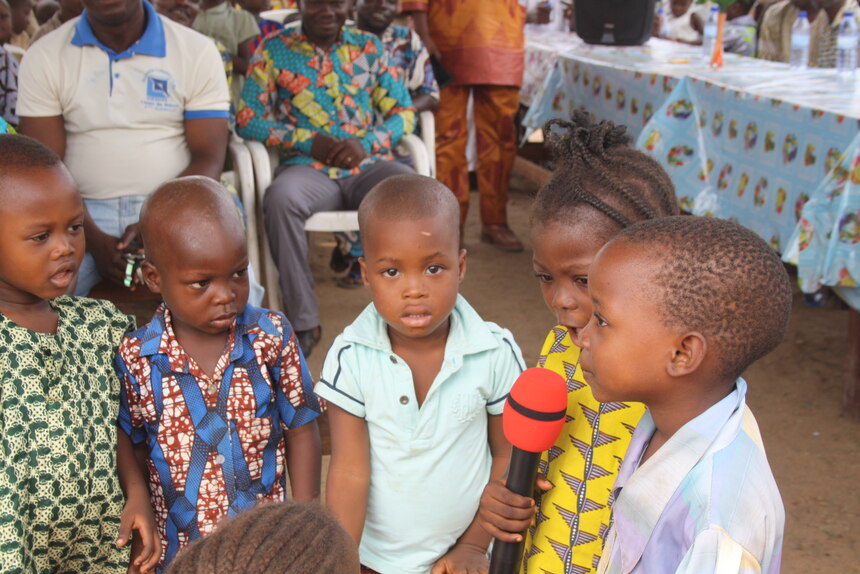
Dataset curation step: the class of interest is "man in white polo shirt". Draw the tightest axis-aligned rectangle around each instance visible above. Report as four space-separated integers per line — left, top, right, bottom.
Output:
17 0 230 295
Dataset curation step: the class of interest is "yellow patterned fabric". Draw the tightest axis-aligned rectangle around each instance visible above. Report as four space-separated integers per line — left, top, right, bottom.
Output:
521 326 646 574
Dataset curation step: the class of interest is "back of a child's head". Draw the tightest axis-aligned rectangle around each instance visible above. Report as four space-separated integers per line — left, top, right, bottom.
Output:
165 502 360 574
357 174 460 247
532 111 678 239
611 215 793 379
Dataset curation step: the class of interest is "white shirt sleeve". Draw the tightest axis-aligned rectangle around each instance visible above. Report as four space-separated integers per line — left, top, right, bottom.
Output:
17 37 63 117
184 32 230 115
315 336 367 418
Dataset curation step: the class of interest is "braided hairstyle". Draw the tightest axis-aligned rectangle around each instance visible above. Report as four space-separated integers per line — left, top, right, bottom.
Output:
165 501 359 574
533 111 678 235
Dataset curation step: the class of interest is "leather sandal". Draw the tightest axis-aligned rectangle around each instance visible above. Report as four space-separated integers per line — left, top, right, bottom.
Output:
480 224 524 252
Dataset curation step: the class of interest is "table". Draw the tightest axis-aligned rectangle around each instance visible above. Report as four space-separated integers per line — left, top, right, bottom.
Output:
523 33 860 414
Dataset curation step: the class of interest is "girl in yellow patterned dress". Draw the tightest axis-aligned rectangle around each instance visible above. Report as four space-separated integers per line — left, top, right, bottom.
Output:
477 112 679 574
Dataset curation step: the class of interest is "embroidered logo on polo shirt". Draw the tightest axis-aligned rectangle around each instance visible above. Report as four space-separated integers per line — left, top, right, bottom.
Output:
142 69 179 112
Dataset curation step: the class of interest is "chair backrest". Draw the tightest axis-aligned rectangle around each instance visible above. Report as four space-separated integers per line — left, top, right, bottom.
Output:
259 8 297 24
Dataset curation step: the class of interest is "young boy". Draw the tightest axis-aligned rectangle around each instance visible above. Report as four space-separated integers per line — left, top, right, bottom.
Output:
116 176 323 571
317 174 525 574
578 216 789 574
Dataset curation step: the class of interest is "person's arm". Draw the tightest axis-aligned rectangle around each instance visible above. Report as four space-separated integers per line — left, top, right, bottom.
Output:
177 117 228 180
325 405 371 543
18 114 65 157
431 415 511 574
232 38 254 76
284 419 322 501
116 430 160 574
411 93 438 113
404 2 439 59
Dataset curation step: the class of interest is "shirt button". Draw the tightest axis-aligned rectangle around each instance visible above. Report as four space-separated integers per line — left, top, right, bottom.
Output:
215 454 225 464
43 348 52 357
399 395 409 405
208 384 218 394
389 355 397 364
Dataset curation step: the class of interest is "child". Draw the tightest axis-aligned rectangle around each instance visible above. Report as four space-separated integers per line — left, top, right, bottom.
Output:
316 174 526 574
659 0 703 43
0 134 159 572
724 0 758 55
116 176 324 571
237 0 283 54
580 216 789 573
6 0 32 48
192 0 259 78
477 112 678 574
166 502 361 573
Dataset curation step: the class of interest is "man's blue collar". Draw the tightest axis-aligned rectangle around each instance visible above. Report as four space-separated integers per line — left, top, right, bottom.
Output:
72 0 166 59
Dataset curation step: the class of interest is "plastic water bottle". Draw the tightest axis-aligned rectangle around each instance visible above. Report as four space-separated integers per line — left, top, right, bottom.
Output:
790 11 810 69
702 6 719 61
657 6 670 37
837 12 858 74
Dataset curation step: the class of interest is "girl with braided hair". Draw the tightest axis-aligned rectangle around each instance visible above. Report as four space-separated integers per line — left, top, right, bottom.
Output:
477 111 678 574
165 501 360 574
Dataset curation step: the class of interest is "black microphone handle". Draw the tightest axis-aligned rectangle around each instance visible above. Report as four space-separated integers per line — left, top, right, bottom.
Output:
488 447 543 574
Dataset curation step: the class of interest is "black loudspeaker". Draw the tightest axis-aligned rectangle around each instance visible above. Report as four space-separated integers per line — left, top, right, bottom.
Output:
574 0 657 46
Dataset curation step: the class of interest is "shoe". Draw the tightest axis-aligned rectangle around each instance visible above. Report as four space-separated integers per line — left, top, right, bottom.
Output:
480 224 524 252
336 261 363 289
296 326 322 358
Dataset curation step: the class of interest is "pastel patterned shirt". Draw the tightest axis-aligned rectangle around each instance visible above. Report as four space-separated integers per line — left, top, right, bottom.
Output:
236 25 415 179
116 304 323 571
376 24 438 103
521 326 646 574
0 47 18 127
597 379 784 574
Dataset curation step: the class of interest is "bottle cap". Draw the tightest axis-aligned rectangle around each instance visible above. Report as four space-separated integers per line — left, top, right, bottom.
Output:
798 10 808 17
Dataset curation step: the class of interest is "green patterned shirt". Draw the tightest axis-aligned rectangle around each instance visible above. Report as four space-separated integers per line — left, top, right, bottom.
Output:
0 297 134 574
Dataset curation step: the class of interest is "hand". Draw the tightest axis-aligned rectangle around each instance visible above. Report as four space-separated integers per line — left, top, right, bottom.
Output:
476 476 553 543
117 494 161 574
87 226 131 288
311 133 340 164
327 139 367 170
430 543 489 574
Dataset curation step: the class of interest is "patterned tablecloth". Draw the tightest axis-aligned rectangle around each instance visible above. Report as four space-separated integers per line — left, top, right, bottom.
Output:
523 33 860 308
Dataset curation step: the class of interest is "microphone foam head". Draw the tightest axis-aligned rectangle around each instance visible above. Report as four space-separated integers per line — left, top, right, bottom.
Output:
503 367 568 453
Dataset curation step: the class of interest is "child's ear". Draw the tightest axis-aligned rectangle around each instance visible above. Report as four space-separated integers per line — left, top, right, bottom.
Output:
666 331 707 378
457 248 467 281
140 260 162 294
358 257 370 288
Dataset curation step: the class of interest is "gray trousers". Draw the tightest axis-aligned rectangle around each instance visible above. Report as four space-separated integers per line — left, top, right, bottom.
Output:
264 160 413 331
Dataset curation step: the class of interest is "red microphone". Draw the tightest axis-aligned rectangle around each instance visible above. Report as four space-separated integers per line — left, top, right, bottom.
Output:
489 367 567 574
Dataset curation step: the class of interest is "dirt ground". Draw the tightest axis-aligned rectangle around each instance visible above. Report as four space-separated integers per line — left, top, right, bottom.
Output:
303 175 860 574
106 173 859 573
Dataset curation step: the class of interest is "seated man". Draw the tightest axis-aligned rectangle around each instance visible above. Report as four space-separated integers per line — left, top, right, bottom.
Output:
759 0 860 67
236 0 415 357
18 0 236 297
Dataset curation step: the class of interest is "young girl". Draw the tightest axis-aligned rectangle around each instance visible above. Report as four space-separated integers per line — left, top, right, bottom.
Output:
0 134 159 573
477 112 678 574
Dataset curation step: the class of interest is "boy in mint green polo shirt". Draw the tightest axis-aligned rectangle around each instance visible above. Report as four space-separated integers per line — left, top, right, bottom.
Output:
316 174 524 574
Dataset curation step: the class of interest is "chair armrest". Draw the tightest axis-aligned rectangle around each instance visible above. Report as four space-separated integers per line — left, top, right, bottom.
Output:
419 110 436 177
399 134 431 177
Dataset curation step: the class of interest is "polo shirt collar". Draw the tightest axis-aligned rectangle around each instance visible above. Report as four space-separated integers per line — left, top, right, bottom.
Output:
343 294 500 357
72 0 166 59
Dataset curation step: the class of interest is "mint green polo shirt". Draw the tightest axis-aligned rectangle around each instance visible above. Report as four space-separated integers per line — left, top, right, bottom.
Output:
316 295 525 574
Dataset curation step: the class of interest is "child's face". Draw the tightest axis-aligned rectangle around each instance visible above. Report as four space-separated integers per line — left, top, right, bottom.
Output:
356 0 398 33
154 0 199 27
531 219 607 348
360 215 465 345
578 241 680 404
0 166 85 304
669 0 692 18
142 224 250 339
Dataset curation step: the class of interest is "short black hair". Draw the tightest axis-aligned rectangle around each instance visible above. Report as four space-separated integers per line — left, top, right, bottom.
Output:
532 111 678 237
0 134 65 198
613 216 793 379
358 174 460 245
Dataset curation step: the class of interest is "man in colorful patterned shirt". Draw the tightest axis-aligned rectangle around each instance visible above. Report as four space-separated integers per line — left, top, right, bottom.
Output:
236 0 415 357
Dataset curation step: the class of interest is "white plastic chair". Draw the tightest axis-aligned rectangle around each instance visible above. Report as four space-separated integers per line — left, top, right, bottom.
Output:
243 122 434 311
259 8 298 24
225 134 262 283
